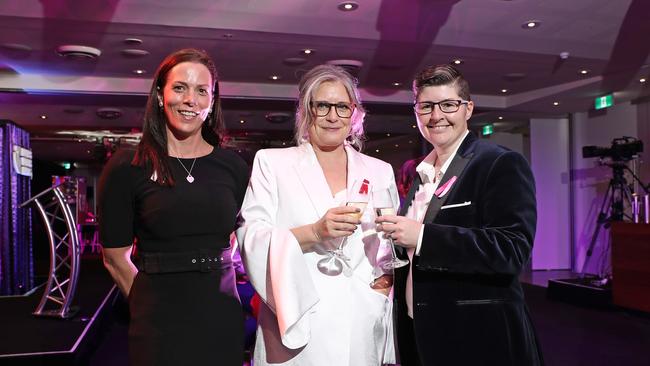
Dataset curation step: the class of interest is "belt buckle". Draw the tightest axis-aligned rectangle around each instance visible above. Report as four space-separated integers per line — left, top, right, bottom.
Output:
198 250 220 272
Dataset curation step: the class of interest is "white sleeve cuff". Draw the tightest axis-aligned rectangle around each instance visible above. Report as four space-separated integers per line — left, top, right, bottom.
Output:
415 224 425 256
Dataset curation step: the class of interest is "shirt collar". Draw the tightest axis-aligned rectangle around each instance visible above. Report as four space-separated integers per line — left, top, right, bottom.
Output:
415 130 469 184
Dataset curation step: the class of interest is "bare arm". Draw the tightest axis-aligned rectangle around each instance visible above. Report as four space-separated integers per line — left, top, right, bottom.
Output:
102 246 138 297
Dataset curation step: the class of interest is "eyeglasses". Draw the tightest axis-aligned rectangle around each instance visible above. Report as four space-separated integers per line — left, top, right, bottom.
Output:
414 99 469 115
310 101 355 118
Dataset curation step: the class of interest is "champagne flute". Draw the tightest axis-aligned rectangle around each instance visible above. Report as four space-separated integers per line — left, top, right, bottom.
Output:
373 187 409 269
331 179 370 261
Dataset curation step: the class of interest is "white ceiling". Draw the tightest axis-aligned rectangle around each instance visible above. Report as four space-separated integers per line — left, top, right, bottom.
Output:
1 0 649 162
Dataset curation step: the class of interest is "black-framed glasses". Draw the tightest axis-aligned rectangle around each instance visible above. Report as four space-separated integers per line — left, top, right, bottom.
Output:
414 99 469 115
310 101 355 118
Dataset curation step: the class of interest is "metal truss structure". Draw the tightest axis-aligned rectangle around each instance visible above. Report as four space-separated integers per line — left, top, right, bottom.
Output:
21 183 80 318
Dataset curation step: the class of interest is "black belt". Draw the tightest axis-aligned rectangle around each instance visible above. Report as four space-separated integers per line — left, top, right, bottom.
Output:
136 248 233 274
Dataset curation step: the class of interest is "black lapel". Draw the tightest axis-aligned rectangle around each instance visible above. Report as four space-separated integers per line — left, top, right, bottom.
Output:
393 173 421 258
399 174 421 216
422 133 476 223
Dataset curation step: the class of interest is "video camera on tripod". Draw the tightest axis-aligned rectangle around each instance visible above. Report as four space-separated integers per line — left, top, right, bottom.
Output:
580 136 648 278
582 136 643 161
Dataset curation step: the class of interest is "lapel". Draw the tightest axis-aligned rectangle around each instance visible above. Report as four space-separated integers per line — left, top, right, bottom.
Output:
293 143 336 218
399 174 421 216
344 144 369 196
422 132 477 223
395 168 422 258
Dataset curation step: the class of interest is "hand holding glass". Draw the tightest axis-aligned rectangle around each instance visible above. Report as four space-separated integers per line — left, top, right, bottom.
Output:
332 179 370 260
373 188 409 270
316 179 369 275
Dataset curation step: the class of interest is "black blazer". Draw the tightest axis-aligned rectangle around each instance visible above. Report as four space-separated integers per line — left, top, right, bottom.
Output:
394 132 544 366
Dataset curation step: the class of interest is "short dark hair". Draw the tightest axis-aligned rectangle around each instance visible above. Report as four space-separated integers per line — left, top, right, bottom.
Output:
412 64 471 101
133 48 224 186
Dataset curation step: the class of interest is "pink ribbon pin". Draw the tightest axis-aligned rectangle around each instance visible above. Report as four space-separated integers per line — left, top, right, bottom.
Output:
434 176 457 198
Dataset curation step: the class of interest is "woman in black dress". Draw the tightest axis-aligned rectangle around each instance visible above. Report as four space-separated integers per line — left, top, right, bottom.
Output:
98 48 248 365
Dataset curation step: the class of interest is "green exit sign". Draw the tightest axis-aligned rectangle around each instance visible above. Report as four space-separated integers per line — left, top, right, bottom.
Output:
482 124 494 135
595 94 613 110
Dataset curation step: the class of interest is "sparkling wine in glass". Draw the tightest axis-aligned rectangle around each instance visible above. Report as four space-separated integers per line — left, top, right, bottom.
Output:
332 179 370 261
373 188 409 270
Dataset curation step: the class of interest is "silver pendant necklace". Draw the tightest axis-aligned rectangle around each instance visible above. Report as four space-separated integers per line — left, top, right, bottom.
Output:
176 156 197 183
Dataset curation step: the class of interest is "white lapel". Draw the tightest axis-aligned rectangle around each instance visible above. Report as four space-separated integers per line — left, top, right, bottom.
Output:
293 143 337 218
344 144 369 195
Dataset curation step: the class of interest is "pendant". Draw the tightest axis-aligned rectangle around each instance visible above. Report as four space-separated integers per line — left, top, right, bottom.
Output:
186 175 195 183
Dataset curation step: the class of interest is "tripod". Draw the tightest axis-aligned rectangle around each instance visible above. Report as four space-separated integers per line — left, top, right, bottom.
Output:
582 161 635 277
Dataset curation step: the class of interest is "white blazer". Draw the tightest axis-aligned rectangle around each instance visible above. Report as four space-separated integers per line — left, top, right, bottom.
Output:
237 143 399 366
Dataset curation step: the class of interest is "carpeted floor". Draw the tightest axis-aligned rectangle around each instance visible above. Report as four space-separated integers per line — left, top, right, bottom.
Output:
87 283 650 366
524 283 650 366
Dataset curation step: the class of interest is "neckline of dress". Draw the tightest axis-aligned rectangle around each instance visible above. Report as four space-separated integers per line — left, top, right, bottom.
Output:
168 146 215 160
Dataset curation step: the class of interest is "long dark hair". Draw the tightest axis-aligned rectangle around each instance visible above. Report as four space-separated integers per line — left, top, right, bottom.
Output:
133 48 225 186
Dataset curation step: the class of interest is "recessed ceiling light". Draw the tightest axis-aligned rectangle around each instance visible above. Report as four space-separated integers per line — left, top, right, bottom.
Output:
40 115 47 119
412 125 417 128
375 149 380 153
640 78 647 83
121 49 149 58
522 20 541 29
553 101 560 106
452 59 464 65
338 1 359 11
501 89 508 93
270 75 280 81
282 142 287 146
240 120 245 124
579 69 589 75
302 49 314 55
408 140 413 144
498 116 504 120
123 38 143 45
386 133 391 137
394 144 399 148
133 69 146 75
57 45 101 59
392 82 402 86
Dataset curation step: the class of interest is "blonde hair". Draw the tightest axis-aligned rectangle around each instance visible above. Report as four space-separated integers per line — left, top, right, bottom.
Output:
294 64 366 150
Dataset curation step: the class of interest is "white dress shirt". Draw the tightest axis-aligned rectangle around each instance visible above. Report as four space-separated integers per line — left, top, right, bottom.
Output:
405 130 468 318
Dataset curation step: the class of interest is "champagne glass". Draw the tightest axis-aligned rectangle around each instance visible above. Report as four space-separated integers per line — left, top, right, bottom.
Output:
373 187 409 269
317 179 370 276
331 179 370 261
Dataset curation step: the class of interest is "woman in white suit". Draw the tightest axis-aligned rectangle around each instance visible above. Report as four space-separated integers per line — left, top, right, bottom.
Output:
237 64 399 365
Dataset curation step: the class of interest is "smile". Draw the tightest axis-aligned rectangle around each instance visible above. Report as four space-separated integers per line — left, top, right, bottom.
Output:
427 124 451 129
178 110 199 117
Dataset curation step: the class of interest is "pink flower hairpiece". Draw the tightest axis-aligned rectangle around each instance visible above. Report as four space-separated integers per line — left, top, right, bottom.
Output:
434 176 457 198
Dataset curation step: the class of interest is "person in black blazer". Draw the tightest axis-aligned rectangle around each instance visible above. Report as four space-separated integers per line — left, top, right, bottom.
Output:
376 64 543 366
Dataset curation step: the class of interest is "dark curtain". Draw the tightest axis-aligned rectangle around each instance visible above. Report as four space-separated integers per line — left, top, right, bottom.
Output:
0 120 33 295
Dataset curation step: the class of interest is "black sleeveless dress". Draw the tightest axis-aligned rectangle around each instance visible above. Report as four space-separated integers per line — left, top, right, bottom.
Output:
98 147 249 365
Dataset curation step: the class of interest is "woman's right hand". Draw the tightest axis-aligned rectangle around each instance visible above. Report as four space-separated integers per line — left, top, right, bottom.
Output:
312 206 362 241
